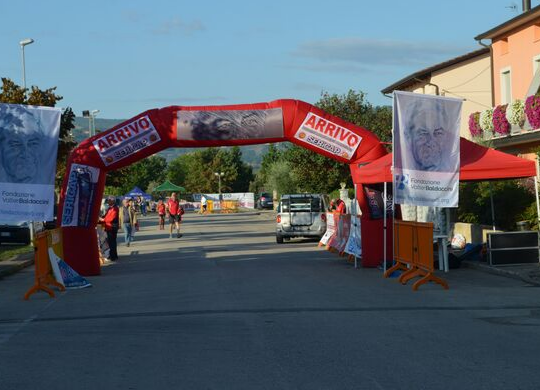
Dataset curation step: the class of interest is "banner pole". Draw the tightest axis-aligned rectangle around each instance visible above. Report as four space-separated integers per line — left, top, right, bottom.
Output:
535 156 540 231
383 181 387 273
489 182 496 231
353 184 358 269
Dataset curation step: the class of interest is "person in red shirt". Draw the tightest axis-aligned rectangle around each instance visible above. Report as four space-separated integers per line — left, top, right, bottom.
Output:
166 192 184 238
157 199 166 230
336 199 347 214
99 196 119 261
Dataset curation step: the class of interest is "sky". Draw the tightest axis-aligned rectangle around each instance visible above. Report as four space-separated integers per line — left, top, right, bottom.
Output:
0 0 536 119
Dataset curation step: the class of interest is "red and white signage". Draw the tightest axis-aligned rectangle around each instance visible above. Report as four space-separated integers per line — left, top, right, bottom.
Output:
294 113 362 160
92 115 161 166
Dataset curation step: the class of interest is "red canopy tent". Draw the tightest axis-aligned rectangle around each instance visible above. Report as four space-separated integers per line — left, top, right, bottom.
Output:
350 137 536 184
349 137 537 268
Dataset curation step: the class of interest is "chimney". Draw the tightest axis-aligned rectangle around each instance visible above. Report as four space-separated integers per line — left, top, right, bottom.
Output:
523 0 531 12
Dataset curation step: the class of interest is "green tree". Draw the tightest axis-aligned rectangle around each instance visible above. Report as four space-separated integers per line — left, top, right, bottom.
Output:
265 160 298 196
109 155 168 194
0 77 76 187
250 144 282 192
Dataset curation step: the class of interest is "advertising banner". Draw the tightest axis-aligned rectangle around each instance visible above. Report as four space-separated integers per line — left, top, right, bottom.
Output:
0 103 61 222
344 216 362 258
193 193 255 209
96 225 110 260
294 112 362 161
364 184 393 220
319 212 335 246
393 91 462 207
61 164 100 227
93 115 161 166
177 108 283 141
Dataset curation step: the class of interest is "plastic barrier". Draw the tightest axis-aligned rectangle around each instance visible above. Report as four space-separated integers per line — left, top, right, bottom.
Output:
384 220 448 291
24 230 66 300
220 200 239 213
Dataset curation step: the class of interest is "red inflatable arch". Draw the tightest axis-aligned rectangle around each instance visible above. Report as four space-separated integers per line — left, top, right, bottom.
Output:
58 99 387 275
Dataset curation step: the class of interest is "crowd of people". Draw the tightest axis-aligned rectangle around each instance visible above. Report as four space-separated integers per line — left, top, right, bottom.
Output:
98 192 185 262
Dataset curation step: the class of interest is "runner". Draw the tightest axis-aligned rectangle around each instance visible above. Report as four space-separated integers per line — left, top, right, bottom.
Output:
157 199 166 230
166 192 184 238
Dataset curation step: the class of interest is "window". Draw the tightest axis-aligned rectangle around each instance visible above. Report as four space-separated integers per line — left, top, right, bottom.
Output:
533 55 540 75
500 67 512 104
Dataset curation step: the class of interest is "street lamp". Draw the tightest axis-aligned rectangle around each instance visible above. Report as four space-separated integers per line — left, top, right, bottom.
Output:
214 172 224 200
19 38 34 94
82 109 100 137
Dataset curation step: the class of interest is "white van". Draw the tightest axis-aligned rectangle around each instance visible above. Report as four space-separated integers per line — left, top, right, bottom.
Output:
275 194 329 243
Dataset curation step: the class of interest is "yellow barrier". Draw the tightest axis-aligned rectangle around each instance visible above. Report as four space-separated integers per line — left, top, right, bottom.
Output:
220 200 239 213
24 229 65 300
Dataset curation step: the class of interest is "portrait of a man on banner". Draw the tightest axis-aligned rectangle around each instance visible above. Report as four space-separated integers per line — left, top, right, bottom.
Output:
0 103 61 222
393 91 462 207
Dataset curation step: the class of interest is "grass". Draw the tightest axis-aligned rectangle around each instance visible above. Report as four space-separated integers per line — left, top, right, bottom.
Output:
0 245 33 262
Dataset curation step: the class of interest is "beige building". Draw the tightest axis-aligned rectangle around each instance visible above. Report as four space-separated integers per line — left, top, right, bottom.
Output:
381 48 492 139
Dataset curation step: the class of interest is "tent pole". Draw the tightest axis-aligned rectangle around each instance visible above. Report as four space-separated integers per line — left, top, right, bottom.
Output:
354 184 358 269
383 181 387 273
534 155 540 229
489 182 496 231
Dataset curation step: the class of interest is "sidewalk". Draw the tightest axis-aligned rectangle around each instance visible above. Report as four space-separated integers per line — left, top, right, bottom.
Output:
462 260 540 286
0 251 34 279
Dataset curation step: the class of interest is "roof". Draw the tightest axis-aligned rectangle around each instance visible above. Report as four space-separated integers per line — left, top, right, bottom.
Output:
350 138 536 184
153 180 186 192
380 48 490 95
475 4 540 41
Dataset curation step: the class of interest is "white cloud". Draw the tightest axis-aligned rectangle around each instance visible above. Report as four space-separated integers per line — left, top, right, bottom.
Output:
292 38 471 67
152 17 206 35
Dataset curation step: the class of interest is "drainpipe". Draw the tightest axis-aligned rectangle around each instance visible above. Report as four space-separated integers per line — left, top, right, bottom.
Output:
523 0 531 12
413 78 440 95
478 39 495 107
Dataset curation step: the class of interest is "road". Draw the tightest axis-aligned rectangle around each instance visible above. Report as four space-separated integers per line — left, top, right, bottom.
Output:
1 211 540 389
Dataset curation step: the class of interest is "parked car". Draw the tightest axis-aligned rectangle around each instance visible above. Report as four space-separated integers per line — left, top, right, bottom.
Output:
275 194 328 243
0 221 31 245
256 192 274 210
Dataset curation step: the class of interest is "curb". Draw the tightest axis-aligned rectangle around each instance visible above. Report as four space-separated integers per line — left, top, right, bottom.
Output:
462 260 540 287
0 252 35 279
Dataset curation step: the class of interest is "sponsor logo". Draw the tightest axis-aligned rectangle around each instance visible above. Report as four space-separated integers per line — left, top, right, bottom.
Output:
294 113 361 160
93 115 161 166
62 164 99 227
395 174 409 190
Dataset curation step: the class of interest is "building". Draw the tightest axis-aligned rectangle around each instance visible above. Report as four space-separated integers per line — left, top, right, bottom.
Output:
381 48 492 140
475 0 540 157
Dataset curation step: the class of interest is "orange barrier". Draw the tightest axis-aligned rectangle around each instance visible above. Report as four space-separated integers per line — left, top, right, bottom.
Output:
384 220 448 291
24 230 66 300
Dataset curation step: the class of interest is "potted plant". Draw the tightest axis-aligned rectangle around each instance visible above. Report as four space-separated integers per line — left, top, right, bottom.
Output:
479 108 494 139
525 94 540 130
506 99 525 133
468 112 482 138
492 104 510 136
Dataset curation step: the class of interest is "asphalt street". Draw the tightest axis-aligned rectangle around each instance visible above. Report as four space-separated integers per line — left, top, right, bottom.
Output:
0 211 540 389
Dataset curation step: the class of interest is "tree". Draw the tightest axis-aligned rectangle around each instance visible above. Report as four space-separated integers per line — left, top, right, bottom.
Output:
167 147 253 193
106 155 167 194
265 160 298 196
250 144 282 192
0 78 76 187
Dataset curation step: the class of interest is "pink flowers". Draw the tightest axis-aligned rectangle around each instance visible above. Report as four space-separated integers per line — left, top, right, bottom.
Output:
493 104 510 135
525 94 540 129
468 112 482 137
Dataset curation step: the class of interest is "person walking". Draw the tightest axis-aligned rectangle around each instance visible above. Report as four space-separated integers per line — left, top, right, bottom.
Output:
167 192 184 238
99 196 119 261
119 198 137 247
201 194 208 214
157 199 166 230
140 196 147 216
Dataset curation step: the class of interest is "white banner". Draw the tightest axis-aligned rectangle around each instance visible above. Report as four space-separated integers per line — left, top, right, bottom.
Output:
319 212 335 246
93 115 161 166
294 112 362 161
61 164 100 227
393 92 462 207
0 104 61 222
193 193 255 209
